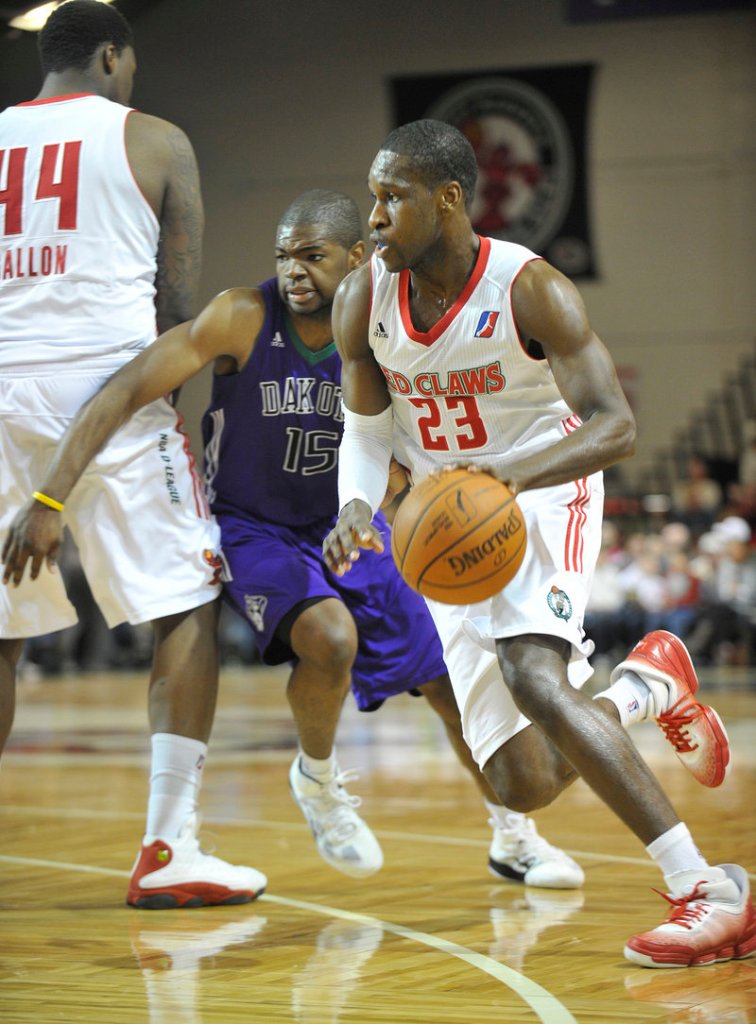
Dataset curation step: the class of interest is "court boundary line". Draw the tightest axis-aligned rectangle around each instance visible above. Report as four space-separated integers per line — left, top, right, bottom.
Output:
263 891 578 1024
0 852 577 1024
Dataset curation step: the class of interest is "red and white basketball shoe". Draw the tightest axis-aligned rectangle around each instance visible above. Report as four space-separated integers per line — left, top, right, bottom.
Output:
610 630 730 787
127 813 267 909
625 863 756 967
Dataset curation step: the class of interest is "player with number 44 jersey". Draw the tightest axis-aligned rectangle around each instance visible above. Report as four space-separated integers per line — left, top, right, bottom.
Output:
0 0 264 909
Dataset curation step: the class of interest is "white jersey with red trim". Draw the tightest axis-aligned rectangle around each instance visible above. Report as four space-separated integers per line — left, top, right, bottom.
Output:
0 93 159 375
368 238 604 757
369 235 581 485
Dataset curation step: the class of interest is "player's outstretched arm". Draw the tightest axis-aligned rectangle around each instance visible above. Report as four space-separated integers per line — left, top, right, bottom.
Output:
1 290 263 586
498 260 636 494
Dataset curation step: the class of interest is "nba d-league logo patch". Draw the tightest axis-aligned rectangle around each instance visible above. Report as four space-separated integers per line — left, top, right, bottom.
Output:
474 311 500 338
426 77 583 273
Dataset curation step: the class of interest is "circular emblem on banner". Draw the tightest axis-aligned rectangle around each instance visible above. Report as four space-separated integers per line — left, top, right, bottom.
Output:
426 77 574 254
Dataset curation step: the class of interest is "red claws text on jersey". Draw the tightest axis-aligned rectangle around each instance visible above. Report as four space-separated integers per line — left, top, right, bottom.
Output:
380 361 505 397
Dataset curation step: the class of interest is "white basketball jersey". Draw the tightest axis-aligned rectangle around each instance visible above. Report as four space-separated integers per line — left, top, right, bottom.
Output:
369 236 580 484
0 94 160 374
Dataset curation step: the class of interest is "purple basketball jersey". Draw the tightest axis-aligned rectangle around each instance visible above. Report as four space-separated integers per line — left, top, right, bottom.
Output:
202 279 448 708
202 278 343 527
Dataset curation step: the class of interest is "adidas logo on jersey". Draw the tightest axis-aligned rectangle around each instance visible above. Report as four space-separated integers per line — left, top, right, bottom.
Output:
271 331 285 347
373 321 388 338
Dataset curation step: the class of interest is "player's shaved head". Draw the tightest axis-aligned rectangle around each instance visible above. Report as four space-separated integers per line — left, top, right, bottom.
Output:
278 190 362 249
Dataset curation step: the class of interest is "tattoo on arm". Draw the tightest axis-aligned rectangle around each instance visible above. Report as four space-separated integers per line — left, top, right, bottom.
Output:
155 125 204 333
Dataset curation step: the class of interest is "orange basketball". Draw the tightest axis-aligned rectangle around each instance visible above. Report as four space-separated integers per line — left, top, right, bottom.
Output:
390 469 527 604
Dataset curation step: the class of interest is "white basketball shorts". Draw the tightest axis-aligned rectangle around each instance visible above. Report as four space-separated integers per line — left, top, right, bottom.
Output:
423 473 604 769
0 374 221 638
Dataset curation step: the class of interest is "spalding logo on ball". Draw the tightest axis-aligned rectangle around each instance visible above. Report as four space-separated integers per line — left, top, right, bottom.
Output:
391 468 526 604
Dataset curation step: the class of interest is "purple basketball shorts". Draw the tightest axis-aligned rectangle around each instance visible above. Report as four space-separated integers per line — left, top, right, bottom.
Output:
217 510 447 710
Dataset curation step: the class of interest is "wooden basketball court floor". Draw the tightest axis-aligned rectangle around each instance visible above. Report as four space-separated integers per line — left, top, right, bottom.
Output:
1 662 754 1024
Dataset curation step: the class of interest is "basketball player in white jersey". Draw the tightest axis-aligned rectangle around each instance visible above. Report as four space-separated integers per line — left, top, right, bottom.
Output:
0 0 265 907
323 119 755 967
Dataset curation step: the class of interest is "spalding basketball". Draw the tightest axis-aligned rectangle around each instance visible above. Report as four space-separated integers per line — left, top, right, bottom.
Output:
391 469 527 604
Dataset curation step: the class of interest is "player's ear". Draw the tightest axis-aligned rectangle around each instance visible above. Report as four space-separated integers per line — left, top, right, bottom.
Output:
348 240 366 269
438 181 463 214
101 43 118 76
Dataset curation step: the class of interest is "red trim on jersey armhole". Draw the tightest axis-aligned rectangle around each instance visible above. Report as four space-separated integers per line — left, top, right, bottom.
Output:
398 235 492 348
510 257 546 360
16 93 96 107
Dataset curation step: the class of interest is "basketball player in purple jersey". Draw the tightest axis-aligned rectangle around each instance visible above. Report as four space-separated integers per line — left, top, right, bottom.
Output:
323 119 753 966
0 0 265 909
3 187 585 887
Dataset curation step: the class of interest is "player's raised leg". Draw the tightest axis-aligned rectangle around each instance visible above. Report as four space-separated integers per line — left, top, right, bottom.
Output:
597 629 730 787
496 633 754 967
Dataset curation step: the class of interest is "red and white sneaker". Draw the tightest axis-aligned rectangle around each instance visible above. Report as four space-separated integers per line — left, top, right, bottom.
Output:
625 864 756 968
610 630 730 787
127 813 267 909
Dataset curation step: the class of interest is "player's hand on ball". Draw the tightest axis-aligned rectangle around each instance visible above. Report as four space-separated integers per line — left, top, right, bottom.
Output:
323 499 384 575
1 498 63 586
441 462 520 497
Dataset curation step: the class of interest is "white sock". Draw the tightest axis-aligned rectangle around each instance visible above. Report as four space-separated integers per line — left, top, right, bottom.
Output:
485 799 521 830
594 671 652 727
646 822 708 879
299 749 336 783
146 732 207 840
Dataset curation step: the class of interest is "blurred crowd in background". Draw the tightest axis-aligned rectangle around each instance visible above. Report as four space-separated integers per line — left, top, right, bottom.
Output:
586 514 754 669
16 420 756 679
588 420 756 670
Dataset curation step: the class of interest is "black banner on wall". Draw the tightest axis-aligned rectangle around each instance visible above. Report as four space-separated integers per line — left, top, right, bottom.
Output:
390 64 597 279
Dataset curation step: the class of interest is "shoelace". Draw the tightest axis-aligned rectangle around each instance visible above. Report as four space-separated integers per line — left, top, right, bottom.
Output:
491 816 569 866
315 769 364 844
652 882 710 930
656 695 702 753
188 816 220 858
